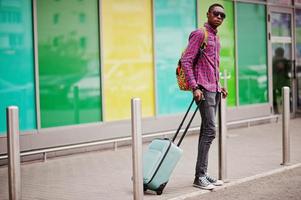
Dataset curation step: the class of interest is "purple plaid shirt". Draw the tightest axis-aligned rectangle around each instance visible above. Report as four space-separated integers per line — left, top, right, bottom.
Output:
181 23 221 92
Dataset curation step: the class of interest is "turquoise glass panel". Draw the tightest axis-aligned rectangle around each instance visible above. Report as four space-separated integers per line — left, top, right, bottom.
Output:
155 0 197 115
37 0 102 128
198 0 237 107
237 3 268 105
0 0 36 134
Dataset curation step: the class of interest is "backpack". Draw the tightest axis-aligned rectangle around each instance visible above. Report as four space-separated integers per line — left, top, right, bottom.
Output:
176 27 208 91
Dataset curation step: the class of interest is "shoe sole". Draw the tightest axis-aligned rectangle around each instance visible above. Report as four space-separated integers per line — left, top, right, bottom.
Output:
211 181 223 186
193 183 215 190
212 183 223 186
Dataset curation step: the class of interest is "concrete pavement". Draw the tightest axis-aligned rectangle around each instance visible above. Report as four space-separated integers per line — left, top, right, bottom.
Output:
0 117 301 200
184 165 301 200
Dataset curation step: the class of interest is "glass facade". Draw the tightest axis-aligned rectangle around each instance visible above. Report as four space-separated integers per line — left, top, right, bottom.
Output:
198 0 236 106
1 0 301 137
102 0 154 121
154 0 197 115
0 0 36 134
237 3 268 105
37 0 102 128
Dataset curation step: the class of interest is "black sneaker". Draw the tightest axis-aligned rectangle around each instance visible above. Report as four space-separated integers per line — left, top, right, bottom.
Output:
193 176 215 190
205 173 223 186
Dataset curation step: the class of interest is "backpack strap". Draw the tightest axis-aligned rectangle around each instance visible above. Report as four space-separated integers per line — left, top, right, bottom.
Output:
180 27 208 57
199 27 208 50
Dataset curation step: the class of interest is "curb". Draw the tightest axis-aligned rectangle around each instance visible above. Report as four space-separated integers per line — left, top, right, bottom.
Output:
168 163 301 200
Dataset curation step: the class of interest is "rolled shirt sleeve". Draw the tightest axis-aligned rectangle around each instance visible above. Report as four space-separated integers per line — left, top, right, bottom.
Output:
181 29 205 90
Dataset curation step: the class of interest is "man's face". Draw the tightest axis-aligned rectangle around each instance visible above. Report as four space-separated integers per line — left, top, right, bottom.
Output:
207 6 225 28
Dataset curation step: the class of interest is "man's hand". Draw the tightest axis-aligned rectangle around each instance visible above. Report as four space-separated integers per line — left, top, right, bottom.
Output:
221 87 228 99
193 89 204 102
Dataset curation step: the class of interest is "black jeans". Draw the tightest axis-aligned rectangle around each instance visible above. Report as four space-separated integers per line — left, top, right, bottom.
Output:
195 89 221 178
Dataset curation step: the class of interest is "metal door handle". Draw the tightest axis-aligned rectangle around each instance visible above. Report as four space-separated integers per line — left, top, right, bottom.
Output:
292 60 296 79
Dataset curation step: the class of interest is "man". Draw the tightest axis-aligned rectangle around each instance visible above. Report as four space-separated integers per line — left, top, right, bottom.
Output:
181 3 228 190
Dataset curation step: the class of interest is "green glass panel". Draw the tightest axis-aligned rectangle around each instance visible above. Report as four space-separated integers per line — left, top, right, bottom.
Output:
37 0 101 128
198 0 236 107
0 0 36 134
237 3 268 105
155 0 197 115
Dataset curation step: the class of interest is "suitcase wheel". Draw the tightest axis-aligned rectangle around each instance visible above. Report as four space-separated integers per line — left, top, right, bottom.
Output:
143 184 147 192
156 189 163 195
156 182 167 195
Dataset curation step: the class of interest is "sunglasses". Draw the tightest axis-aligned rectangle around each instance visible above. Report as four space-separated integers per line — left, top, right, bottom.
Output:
212 11 226 19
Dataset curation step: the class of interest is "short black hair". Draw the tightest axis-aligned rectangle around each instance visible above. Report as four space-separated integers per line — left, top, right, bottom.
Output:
208 3 224 12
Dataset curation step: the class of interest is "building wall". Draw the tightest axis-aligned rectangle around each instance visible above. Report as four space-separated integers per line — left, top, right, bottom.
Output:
0 0 300 151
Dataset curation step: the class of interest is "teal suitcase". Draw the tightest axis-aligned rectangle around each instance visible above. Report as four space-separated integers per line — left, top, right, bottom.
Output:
143 99 200 195
143 139 183 195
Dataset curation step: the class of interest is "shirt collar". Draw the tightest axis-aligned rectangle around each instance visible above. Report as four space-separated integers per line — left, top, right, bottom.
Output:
204 23 218 35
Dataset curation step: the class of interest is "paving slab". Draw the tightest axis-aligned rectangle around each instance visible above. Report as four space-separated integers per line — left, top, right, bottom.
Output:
0 118 300 200
184 164 301 200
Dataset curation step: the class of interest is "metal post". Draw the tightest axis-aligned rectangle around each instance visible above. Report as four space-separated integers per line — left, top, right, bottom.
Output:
281 87 290 165
218 70 227 181
43 152 47 162
6 106 21 200
114 142 118 151
131 98 143 200
73 86 80 123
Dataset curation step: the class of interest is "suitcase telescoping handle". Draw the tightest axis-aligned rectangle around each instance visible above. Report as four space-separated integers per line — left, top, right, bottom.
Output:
171 98 194 143
172 98 202 147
